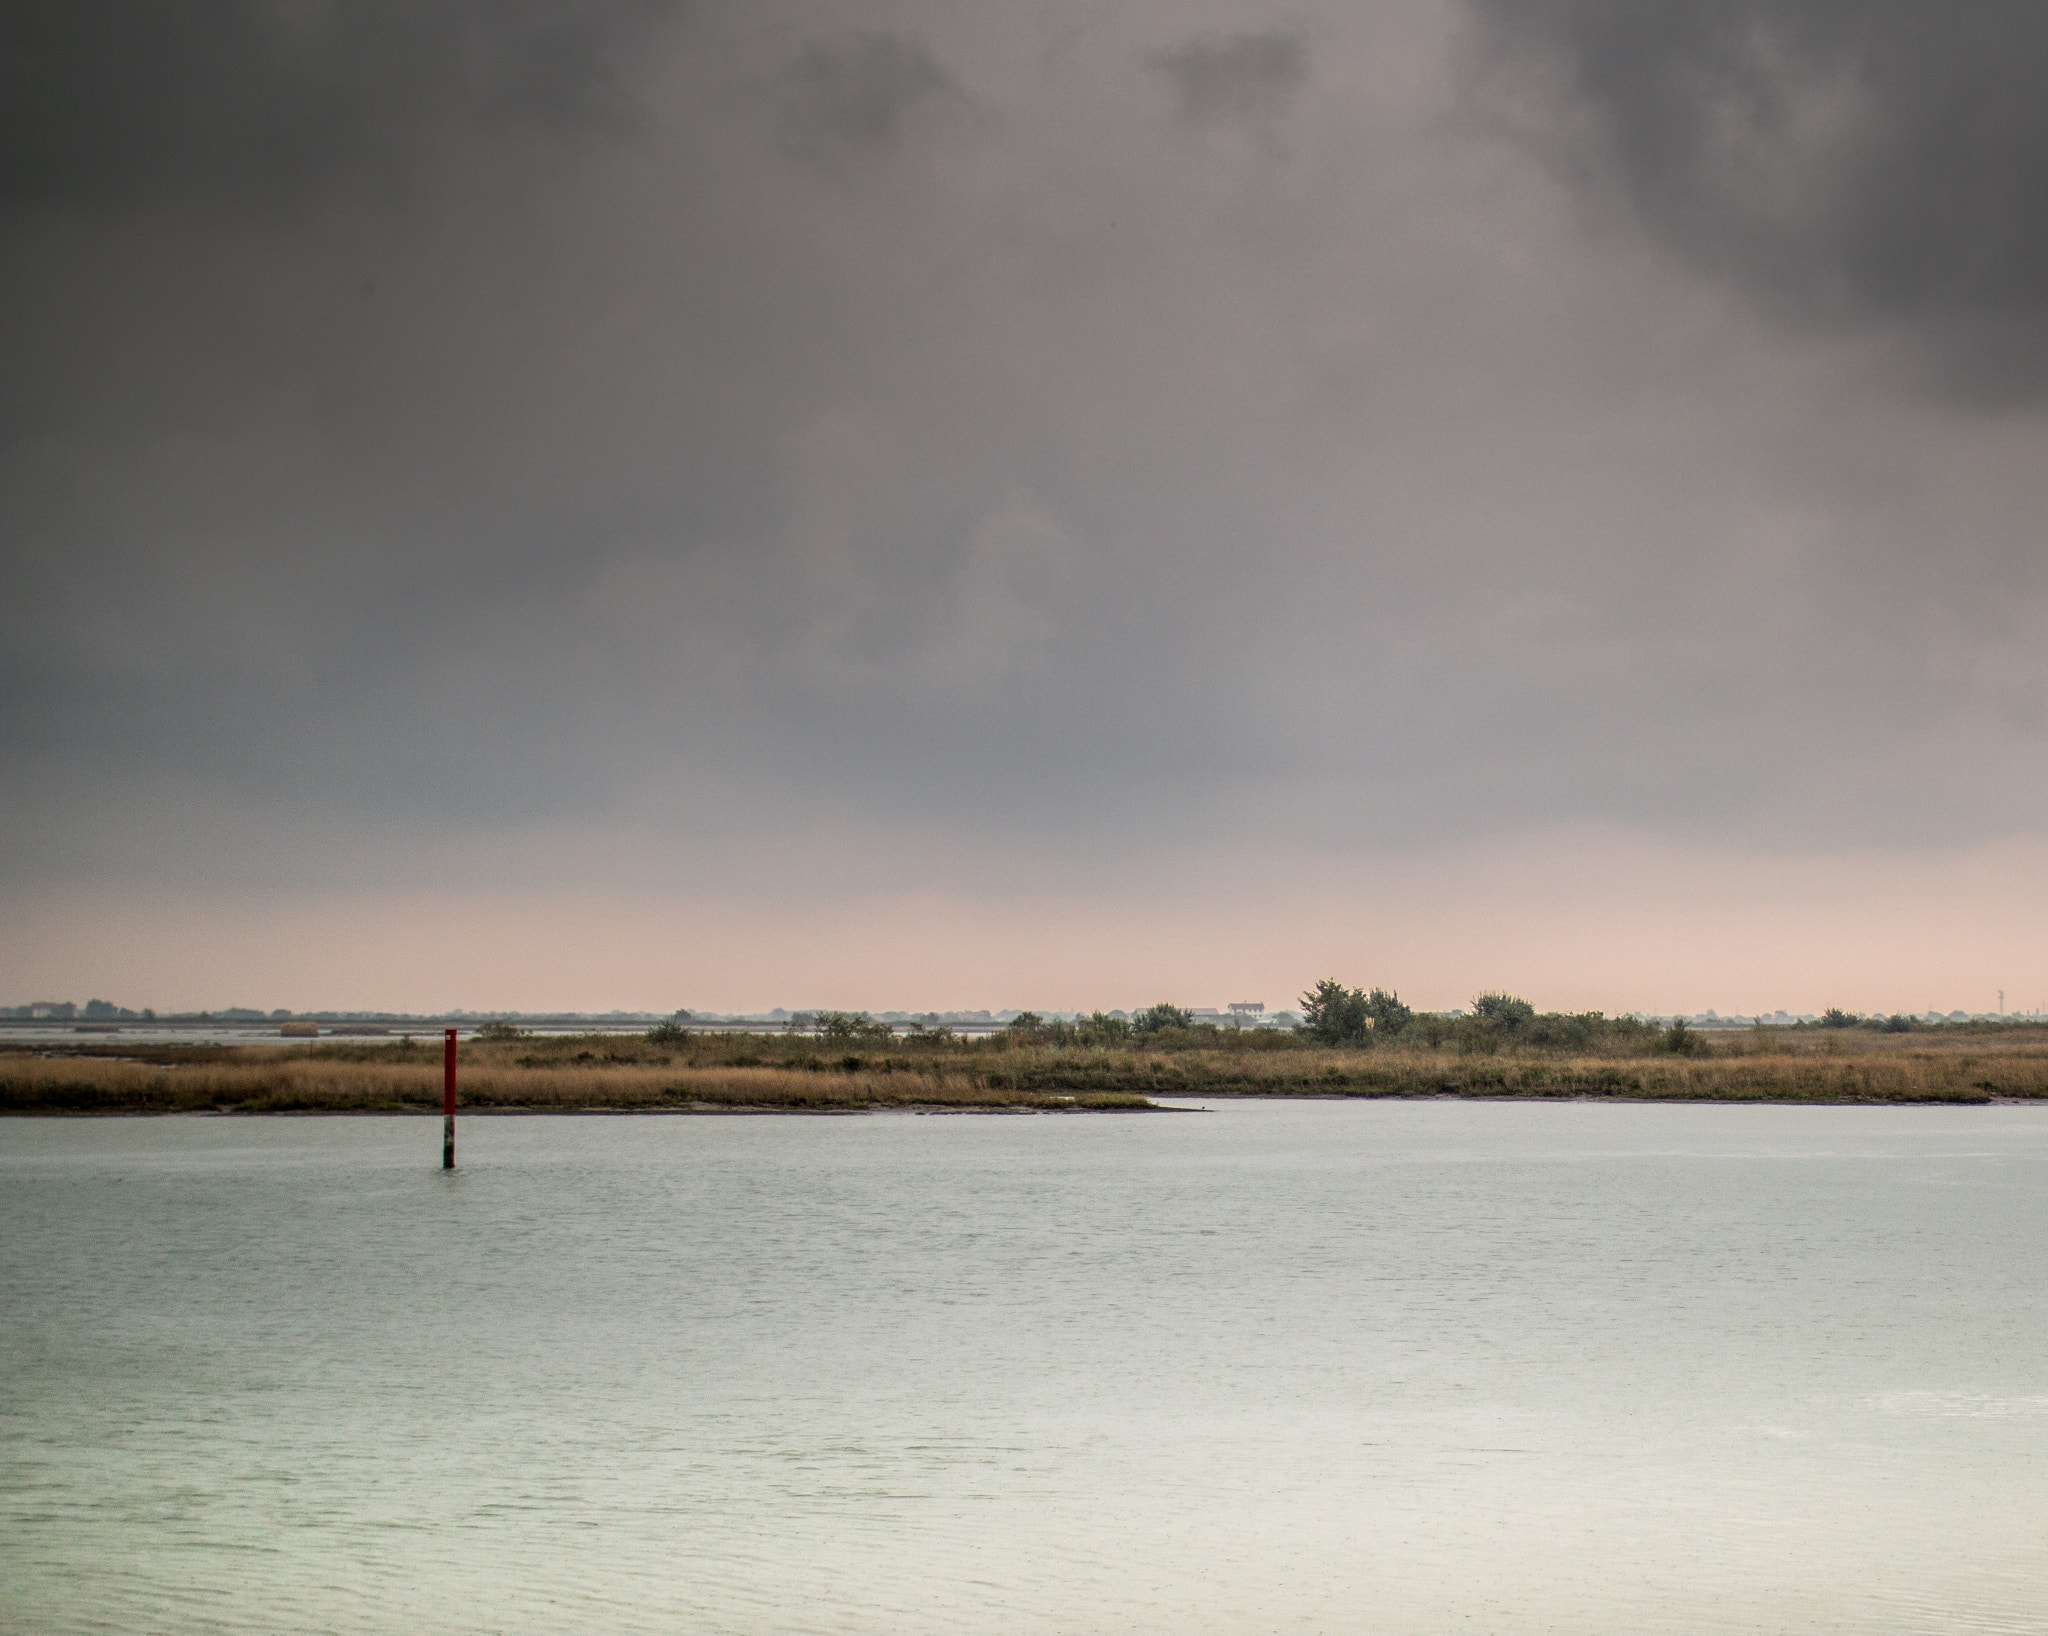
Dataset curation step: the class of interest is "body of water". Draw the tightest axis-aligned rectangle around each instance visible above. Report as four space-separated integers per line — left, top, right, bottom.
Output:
5 1102 2047 1632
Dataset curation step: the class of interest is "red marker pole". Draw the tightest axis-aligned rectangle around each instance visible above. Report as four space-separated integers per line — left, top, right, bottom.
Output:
442 1027 458 1170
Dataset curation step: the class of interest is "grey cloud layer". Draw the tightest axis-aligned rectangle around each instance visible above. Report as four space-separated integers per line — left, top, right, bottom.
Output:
779 29 968 168
1473 0 2048 401
0 1 671 218
1154 29 1307 124
4 1 2046 892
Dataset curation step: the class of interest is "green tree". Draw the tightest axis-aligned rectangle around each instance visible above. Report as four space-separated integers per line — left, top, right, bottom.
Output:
1299 979 1371 1046
1365 987 1413 1037
1659 1017 1703 1055
1132 1002 1193 1037
1471 993 1535 1030
1078 1011 1132 1044
1818 1006 1858 1029
818 1011 893 1042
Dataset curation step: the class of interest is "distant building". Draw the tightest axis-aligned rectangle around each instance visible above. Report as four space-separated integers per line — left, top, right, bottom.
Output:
29 1001 75 1020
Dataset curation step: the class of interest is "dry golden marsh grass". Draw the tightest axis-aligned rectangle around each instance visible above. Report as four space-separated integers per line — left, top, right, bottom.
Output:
6 1026 2048 1113
0 1041 1151 1114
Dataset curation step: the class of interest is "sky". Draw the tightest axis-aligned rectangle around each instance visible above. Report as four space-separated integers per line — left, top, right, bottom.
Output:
4 0 2047 1017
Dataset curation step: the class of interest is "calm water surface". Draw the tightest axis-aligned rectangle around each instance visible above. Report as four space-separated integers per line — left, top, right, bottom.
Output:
5 1103 2047 1633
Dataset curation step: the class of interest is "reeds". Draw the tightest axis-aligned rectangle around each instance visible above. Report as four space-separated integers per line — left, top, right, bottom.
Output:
7 1026 2046 1113
0 1049 1156 1114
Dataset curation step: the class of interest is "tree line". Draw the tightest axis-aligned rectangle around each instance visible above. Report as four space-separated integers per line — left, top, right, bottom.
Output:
698 992 2004 1054
1294 980 1716 1054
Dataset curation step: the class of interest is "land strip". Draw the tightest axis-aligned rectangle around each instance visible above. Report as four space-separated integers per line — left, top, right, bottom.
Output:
6 1026 2048 1113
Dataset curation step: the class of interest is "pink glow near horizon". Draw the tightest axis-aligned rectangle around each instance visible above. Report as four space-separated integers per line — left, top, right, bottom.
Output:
8 830 2041 1019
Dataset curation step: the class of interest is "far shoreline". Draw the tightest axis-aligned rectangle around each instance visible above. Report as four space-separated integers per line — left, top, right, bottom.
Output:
8 1024 2046 1116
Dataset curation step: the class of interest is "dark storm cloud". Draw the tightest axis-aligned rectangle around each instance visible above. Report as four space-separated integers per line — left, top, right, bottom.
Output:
4 0 2047 907
1472 0 2048 400
778 31 965 170
1153 28 1307 124
0 0 669 219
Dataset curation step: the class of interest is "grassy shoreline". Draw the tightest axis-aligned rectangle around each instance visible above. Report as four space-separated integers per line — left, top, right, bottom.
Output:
7 1026 2048 1114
